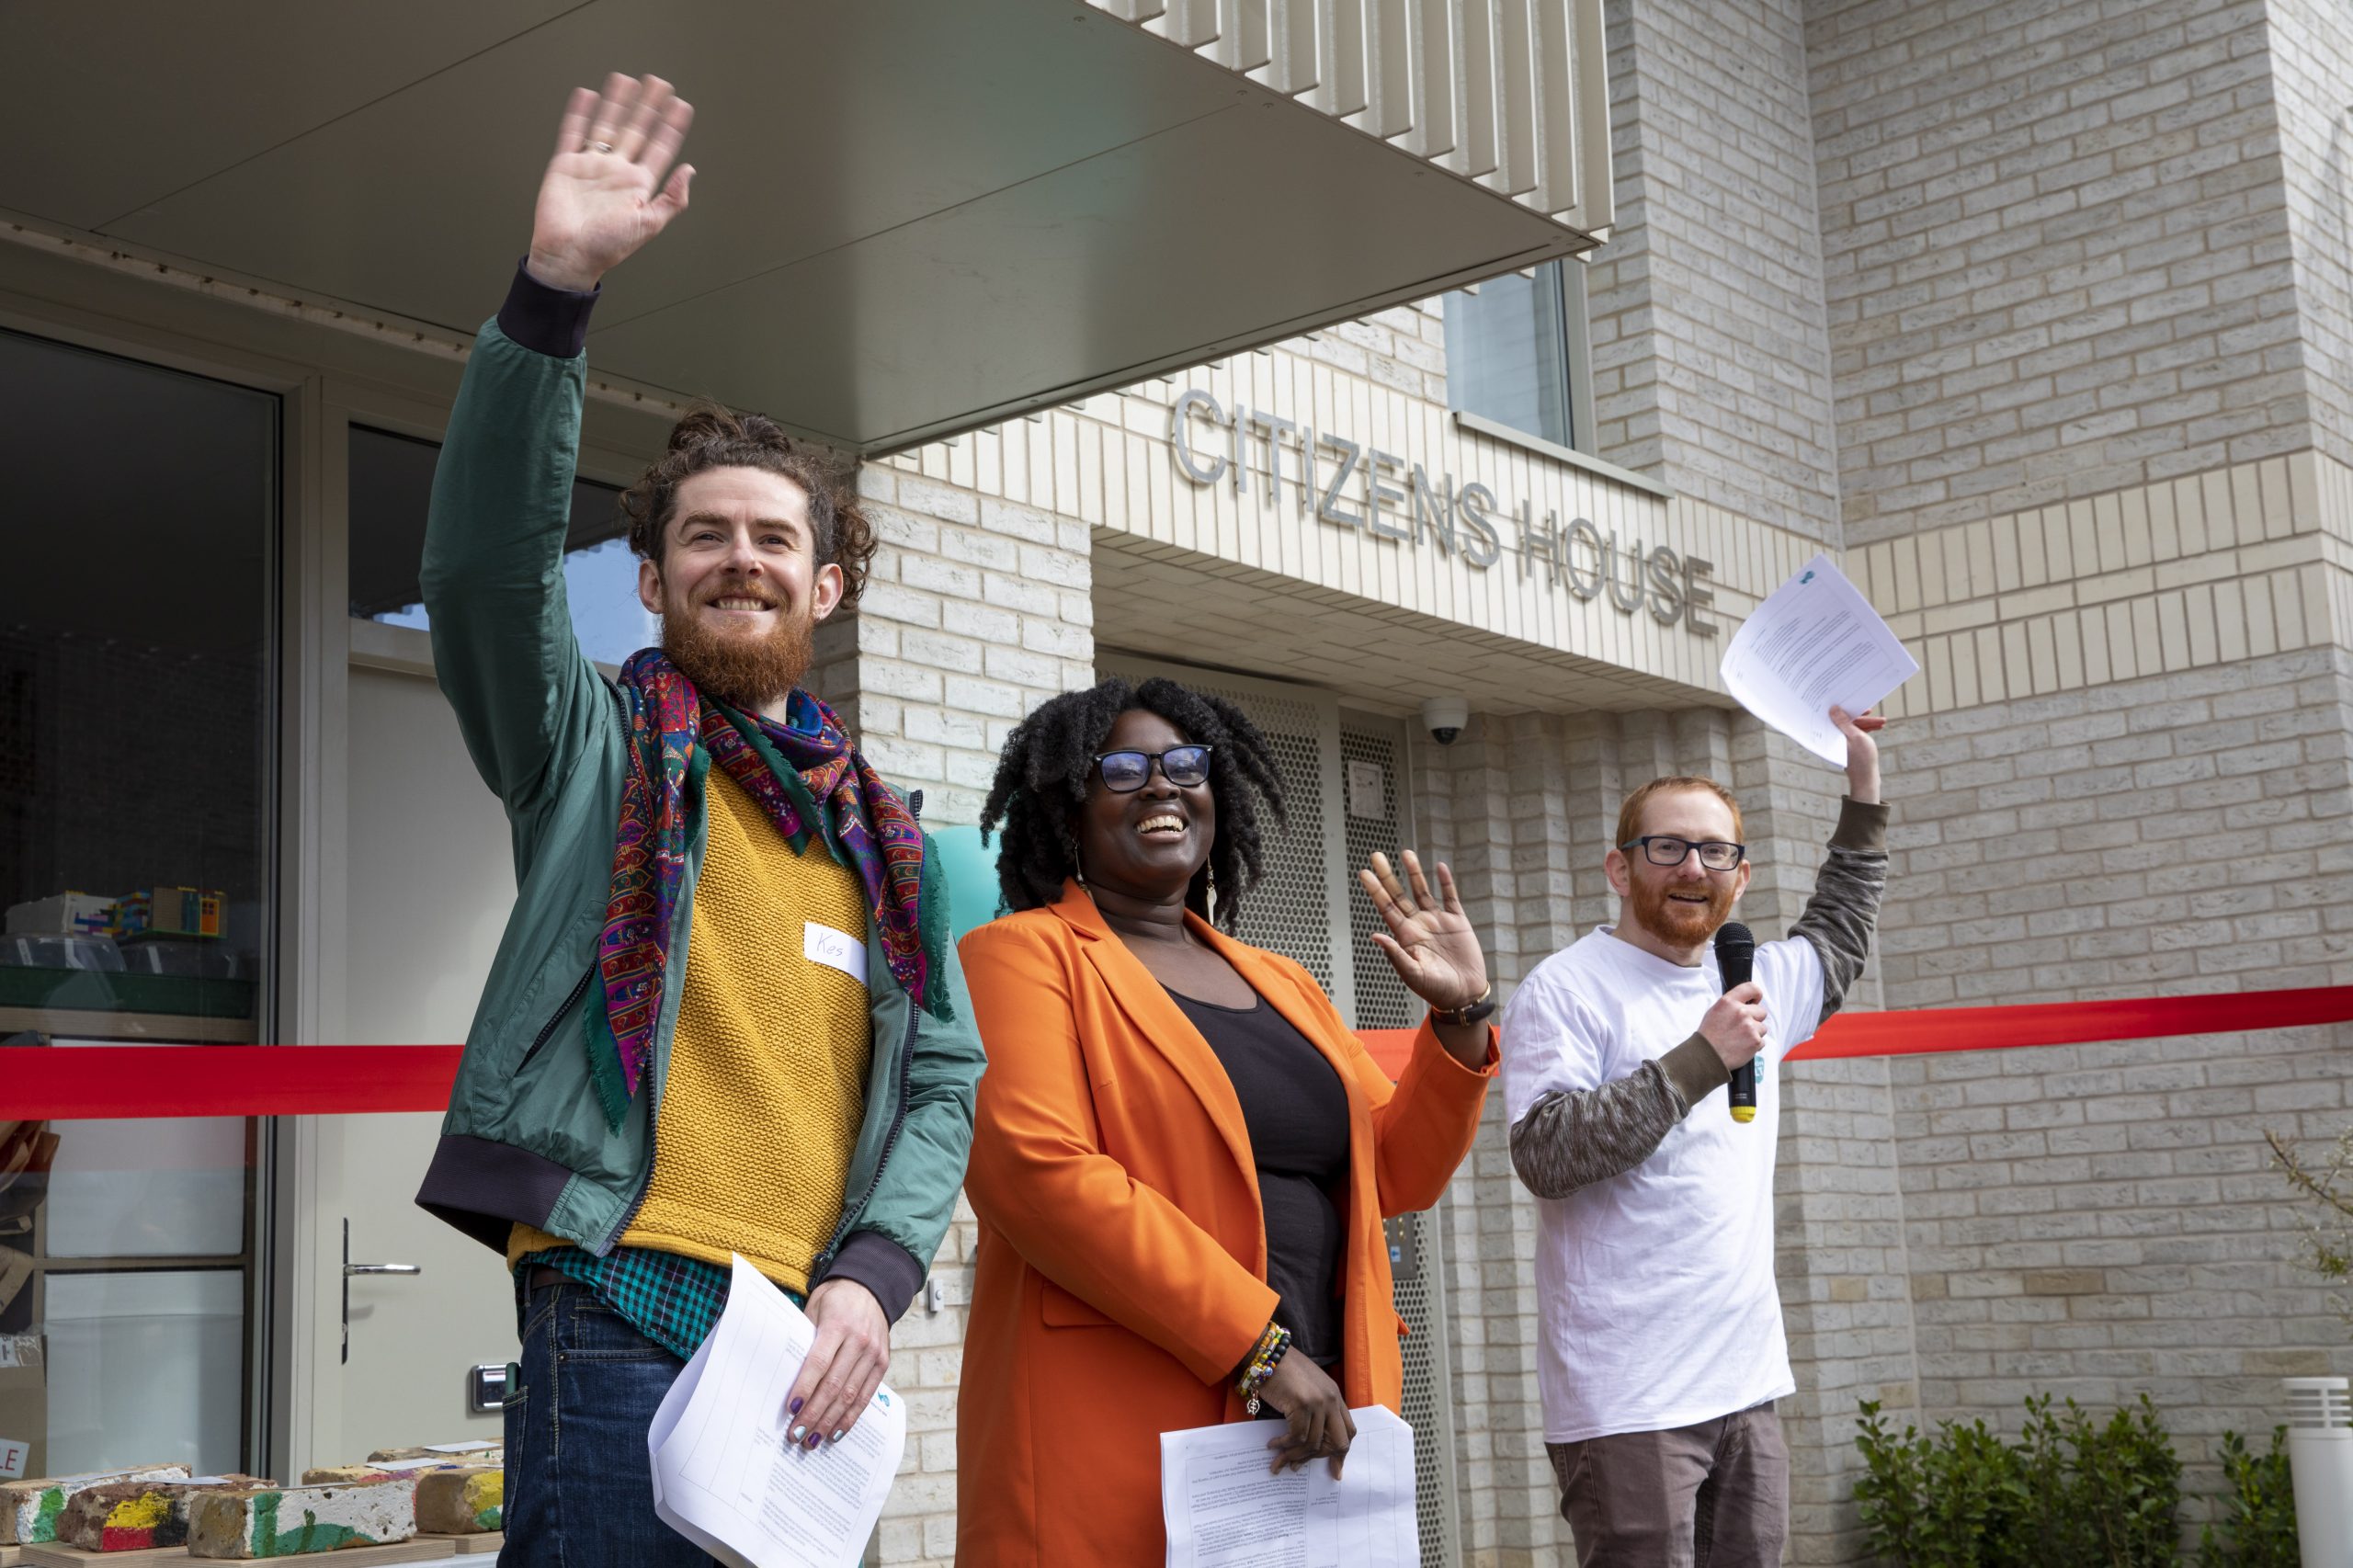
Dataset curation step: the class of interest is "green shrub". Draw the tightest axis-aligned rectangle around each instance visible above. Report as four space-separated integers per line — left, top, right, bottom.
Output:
2196 1426 2298 1568
1854 1392 2181 1566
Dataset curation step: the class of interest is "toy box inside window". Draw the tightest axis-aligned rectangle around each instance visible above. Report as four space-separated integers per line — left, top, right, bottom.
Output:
108 889 224 942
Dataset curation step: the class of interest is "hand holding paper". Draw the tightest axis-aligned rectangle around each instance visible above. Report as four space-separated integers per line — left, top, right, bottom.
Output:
1720 553 1915 767
647 1256 906 1568
1162 1405 1421 1566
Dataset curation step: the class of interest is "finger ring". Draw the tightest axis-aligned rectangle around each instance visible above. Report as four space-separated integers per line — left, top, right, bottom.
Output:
586 141 616 153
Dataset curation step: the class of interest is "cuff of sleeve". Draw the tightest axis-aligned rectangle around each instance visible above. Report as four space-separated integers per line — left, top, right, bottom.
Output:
1420 1019 1500 1075
820 1230 926 1324
1661 1033 1730 1110
1830 797 1890 853
497 260 600 358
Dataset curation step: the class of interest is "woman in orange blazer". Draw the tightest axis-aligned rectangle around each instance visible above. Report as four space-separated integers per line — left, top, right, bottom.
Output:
956 676 1496 1564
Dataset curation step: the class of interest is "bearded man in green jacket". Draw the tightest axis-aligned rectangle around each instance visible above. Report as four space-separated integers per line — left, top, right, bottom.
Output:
411 73 983 1566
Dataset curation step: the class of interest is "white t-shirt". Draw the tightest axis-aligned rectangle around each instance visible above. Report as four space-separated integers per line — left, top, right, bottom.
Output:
1499 925 1825 1444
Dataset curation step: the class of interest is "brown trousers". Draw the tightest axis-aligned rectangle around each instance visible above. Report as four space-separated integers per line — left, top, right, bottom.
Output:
1547 1402 1789 1568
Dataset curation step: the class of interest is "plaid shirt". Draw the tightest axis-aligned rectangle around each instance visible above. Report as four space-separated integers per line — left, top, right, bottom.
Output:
516 1244 802 1360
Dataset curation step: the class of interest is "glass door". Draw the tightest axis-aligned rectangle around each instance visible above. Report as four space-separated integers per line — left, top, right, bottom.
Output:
0 327 278 1477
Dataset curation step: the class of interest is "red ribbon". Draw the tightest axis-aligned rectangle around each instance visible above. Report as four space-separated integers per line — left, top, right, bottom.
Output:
1358 984 2353 1082
3 987 2348 1118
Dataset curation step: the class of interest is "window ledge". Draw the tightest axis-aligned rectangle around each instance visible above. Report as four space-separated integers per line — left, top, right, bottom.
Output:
348 616 435 677
347 615 623 681
1451 412 1674 500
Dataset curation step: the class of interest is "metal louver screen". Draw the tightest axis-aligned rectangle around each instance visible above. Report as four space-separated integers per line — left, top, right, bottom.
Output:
1344 718 1458 1568
1338 722 1416 1028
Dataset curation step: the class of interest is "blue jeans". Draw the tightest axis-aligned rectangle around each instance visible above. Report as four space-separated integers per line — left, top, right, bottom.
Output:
503 1279 718 1568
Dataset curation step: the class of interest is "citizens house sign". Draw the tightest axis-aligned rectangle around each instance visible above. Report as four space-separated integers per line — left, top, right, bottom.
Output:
1168 389 1718 636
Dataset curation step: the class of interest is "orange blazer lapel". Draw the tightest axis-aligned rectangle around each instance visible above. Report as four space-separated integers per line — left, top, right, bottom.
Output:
1047 881 1260 1194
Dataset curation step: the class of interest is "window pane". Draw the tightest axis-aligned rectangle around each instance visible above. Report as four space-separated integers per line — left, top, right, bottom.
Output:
44 1269 244 1473
0 326 273 1481
44 1110 248 1258
349 425 651 665
1445 262 1573 448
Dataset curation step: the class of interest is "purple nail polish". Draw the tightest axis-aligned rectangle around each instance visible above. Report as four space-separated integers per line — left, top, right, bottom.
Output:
806 1431 823 1449
789 1396 803 1415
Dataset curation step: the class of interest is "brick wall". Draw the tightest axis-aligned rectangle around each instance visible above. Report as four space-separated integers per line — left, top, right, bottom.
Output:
839 462 1096 831
842 437 1095 1562
1586 0 1845 542
2265 0 2353 472
1873 646 2353 1532
1807 0 2310 543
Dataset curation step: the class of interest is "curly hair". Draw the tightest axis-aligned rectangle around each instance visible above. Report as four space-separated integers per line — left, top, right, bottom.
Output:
620 402 880 608
979 676 1287 929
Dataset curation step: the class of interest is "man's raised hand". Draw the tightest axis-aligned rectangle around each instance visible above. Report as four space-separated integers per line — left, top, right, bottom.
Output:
527 74 695 293
1830 704 1886 805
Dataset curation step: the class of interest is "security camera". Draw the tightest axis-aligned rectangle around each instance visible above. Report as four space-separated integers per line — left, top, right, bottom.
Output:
1422 696 1470 746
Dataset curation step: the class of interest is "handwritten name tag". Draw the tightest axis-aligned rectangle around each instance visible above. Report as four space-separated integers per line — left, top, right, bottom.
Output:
805 923 869 984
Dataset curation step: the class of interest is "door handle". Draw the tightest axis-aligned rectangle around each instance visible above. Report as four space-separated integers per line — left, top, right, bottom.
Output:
341 1218 420 1364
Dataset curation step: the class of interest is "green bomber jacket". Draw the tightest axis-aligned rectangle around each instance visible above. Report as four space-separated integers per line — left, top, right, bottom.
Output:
410 278 983 1323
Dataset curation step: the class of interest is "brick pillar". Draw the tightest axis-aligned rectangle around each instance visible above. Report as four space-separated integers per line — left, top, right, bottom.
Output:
843 456 1096 1563
846 466 1094 828
1415 713 1577 1565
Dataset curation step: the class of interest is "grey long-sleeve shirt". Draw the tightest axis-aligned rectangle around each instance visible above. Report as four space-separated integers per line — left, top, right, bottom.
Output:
1506 798 1889 1200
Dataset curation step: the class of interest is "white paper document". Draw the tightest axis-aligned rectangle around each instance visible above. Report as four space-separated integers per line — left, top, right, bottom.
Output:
647 1255 908 1568
1721 552 1919 765
1161 1404 1420 1567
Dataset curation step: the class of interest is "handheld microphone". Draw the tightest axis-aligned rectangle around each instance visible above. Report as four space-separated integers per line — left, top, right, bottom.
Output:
1714 922 1756 1124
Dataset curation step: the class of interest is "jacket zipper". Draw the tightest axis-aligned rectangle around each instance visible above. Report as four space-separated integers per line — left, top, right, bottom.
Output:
810 1002 921 1283
517 963 596 1074
813 789 925 1279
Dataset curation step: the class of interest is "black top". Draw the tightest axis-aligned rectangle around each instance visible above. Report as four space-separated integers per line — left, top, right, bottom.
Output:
1169 988 1353 1369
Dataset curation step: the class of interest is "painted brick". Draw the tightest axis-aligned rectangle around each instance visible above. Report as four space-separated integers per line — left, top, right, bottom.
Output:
2 1465 191 1546
187 1480 417 1558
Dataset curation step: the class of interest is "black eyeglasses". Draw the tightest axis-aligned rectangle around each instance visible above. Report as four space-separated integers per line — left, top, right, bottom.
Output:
1092 745 1213 792
1620 835 1745 871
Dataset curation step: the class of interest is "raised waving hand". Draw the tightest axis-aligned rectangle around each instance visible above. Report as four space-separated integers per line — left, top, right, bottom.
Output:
527 74 696 292
1358 850 1487 1015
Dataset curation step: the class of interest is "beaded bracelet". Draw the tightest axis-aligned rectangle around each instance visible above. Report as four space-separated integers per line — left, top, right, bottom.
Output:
1235 1322 1293 1415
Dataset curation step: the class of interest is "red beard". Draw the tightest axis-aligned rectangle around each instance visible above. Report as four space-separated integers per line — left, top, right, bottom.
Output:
660 593 816 710
1629 875 1736 947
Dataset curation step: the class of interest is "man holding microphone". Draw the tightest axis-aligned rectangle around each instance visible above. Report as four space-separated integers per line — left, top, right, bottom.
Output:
1500 706 1889 1566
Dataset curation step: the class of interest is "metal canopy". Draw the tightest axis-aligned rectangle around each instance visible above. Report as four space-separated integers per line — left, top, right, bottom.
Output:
3 1 1603 454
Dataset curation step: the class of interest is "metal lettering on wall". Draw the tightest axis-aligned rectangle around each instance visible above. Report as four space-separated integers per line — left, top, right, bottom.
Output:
1169 389 1718 636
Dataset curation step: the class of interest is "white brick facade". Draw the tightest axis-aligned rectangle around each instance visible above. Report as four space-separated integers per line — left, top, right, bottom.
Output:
811 2 2353 1561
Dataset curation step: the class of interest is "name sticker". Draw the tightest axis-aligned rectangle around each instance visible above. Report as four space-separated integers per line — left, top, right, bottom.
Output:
805 923 869 984
0 1437 27 1480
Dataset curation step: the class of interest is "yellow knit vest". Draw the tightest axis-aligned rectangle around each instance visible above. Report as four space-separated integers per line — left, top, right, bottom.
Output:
508 767 874 1292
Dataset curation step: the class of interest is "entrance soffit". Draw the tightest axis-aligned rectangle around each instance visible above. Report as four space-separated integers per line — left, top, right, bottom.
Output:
1093 534 1722 720
4 1 1604 456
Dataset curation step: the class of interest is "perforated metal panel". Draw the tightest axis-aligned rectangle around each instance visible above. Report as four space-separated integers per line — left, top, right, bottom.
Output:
1102 656 1461 1566
1343 719 1461 1568
1388 1203 1459 1566
1339 722 1417 1030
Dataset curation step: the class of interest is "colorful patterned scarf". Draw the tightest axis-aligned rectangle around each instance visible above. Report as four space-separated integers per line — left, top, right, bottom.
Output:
587 649 950 1130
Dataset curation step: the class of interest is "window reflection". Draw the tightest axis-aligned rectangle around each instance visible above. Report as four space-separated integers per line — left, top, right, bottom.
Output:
1445 261 1574 449
0 326 274 1479
348 425 650 666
